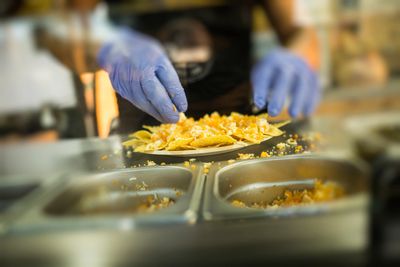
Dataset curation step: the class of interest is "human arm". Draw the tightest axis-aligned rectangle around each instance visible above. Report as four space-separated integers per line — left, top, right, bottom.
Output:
252 0 320 117
37 3 187 123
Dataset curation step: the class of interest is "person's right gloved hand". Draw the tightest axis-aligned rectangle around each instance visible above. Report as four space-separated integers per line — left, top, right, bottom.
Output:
97 28 187 123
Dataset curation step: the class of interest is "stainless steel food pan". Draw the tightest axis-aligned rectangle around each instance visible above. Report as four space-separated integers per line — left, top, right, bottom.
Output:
9 165 204 233
0 174 60 235
204 155 369 220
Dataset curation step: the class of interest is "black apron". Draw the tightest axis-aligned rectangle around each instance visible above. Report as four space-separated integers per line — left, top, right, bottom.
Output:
107 0 252 133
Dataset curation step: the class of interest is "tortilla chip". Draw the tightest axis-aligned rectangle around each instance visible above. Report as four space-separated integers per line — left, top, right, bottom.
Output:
134 144 147 152
130 130 152 140
166 138 194 151
122 139 145 148
263 125 284 137
142 125 158 133
124 112 290 153
190 135 236 148
272 120 291 129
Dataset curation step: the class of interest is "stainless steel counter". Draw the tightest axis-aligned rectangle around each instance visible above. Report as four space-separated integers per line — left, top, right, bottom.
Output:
0 119 372 266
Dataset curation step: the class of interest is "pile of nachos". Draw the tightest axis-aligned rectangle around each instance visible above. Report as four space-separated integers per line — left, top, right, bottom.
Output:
122 112 289 152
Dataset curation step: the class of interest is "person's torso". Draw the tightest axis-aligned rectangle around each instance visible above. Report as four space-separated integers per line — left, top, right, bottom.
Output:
106 0 253 131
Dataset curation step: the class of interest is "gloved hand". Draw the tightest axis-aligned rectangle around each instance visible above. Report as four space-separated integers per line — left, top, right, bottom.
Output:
251 48 320 117
97 28 187 123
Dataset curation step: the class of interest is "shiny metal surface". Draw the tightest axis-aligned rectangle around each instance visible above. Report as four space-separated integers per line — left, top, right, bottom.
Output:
345 111 400 160
204 155 369 220
223 178 315 204
7 165 204 233
1 154 370 265
0 136 125 176
200 155 370 261
0 174 61 235
45 167 193 216
0 124 372 265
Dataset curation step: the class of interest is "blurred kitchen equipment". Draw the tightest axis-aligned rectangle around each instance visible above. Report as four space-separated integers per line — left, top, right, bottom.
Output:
345 111 400 264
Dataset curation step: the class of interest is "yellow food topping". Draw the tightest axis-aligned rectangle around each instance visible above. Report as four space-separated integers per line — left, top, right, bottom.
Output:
237 153 255 160
123 112 289 152
146 160 156 166
231 179 344 209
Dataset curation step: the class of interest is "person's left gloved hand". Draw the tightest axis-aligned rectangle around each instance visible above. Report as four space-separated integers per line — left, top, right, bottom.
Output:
251 48 320 117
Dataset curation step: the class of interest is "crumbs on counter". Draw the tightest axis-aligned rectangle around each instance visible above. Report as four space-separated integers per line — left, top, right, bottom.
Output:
276 142 287 150
294 145 303 153
181 160 197 170
262 131 323 157
183 161 197 169
203 162 213 174
260 151 270 158
146 160 156 166
286 138 297 146
237 153 255 160
203 162 212 168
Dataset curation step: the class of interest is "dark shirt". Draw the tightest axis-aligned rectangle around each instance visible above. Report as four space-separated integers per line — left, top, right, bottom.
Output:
106 0 253 132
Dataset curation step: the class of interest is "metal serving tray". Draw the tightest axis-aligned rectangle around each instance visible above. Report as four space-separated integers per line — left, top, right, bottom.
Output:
9 164 204 233
204 155 369 220
345 111 400 160
0 174 60 235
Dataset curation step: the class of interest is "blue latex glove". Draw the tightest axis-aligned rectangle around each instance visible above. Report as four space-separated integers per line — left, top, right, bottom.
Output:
97 28 187 123
251 48 320 117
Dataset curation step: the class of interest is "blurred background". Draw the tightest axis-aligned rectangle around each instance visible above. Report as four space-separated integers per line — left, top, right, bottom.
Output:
0 0 399 142
1 1 400 266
